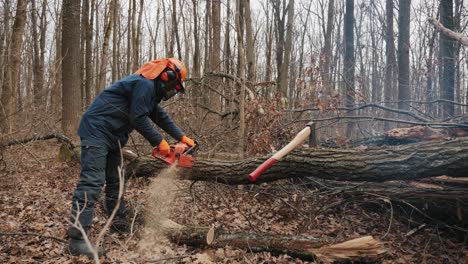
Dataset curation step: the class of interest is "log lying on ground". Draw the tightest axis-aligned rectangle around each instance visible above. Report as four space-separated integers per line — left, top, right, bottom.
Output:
385 125 468 143
299 178 468 224
160 220 386 262
128 138 468 184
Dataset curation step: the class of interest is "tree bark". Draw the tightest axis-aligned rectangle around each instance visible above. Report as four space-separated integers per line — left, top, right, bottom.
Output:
61 0 82 137
236 0 246 158
278 0 294 98
344 0 355 138
31 0 46 113
245 0 255 83
397 0 411 110
384 0 397 131
438 1 456 118
191 0 200 77
319 0 334 93
128 138 468 184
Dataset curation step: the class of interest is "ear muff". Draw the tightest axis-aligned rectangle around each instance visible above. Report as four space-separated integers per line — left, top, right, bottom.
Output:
159 70 177 82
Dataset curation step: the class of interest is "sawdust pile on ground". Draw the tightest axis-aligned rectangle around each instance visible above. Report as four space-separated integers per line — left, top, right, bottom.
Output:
138 163 181 258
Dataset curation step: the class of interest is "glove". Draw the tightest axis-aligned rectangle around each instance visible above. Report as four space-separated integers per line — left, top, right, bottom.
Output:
155 139 170 156
181 135 195 147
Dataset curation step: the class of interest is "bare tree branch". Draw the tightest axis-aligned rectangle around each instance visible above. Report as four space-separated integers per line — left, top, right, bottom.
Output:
428 16 468 46
295 116 468 129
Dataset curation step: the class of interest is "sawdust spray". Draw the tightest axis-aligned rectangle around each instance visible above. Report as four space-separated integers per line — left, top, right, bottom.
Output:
138 162 181 257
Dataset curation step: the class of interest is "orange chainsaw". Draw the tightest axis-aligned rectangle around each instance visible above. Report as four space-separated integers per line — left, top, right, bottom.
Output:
152 142 198 168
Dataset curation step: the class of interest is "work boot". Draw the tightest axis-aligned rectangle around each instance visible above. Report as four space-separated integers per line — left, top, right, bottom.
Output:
110 214 130 233
67 227 105 258
104 199 130 233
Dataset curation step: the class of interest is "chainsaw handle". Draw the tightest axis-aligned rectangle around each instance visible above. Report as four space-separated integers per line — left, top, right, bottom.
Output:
185 141 199 156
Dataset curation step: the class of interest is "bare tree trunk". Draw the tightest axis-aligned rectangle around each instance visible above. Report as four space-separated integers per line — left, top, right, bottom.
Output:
0 1 11 90
172 0 181 59
245 0 255 83
439 0 456 118
31 0 46 114
97 0 116 94
84 0 96 107
0 0 27 133
126 1 132 73
278 0 294 98
397 0 411 110
130 138 468 184
191 0 200 77
236 0 246 158
51 2 62 117
264 3 273 86
384 0 397 131
61 0 82 137
426 27 438 117
112 0 119 83
320 0 335 93
344 0 355 138
133 0 143 71
223 0 231 75
210 0 222 112
272 0 285 93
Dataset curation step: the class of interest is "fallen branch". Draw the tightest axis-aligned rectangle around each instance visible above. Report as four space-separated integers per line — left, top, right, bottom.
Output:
0 231 67 243
0 133 74 148
160 220 386 262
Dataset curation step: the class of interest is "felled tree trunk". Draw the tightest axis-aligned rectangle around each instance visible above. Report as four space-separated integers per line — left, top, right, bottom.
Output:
160 220 386 262
128 138 468 184
303 178 468 224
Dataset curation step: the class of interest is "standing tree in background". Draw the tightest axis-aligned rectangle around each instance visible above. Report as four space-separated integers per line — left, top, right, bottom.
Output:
278 0 295 99
439 0 455 118
397 0 411 110
236 0 246 158
97 0 116 94
344 0 355 137
384 0 397 130
245 0 256 83
272 0 295 98
61 0 82 137
0 0 27 133
319 0 335 93
191 0 201 78
31 0 47 113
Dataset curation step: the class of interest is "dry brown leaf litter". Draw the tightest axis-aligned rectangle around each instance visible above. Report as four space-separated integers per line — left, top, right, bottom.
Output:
0 141 467 263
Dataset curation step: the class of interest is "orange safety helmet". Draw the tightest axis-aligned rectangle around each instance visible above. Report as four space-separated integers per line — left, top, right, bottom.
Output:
135 58 187 82
135 58 188 100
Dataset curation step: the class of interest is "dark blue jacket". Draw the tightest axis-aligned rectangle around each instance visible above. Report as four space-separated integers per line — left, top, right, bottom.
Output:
78 74 184 148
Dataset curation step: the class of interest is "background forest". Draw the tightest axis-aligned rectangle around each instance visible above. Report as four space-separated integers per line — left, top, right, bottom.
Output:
0 0 467 155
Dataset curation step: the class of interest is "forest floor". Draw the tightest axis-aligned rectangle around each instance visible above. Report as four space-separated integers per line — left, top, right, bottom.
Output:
1 141 467 263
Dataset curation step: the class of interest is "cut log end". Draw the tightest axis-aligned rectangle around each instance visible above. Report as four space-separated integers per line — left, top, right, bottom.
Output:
312 236 387 262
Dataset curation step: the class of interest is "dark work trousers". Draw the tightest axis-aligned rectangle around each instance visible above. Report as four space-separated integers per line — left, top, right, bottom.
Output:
69 140 126 229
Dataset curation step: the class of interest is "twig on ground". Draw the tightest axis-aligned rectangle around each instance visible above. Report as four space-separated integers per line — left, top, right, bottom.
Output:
382 198 394 238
